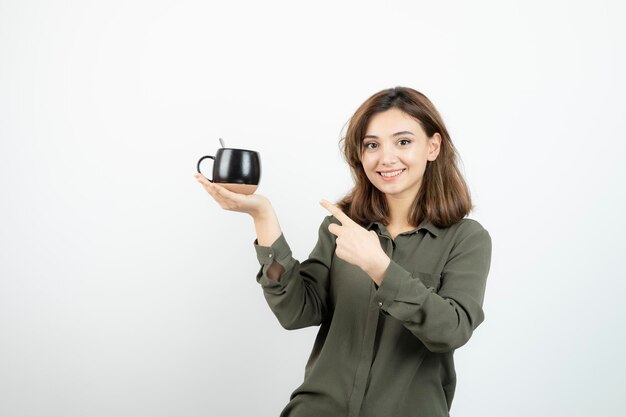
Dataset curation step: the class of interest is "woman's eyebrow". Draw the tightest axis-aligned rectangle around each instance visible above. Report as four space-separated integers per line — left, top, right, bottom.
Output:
363 131 415 139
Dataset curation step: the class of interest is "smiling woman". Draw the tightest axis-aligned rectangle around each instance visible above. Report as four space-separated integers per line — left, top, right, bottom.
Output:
359 108 441 228
337 87 473 231
195 86 492 417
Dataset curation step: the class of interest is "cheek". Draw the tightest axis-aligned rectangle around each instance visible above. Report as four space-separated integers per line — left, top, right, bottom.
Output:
361 152 378 169
360 160 378 181
403 150 427 166
360 155 375 170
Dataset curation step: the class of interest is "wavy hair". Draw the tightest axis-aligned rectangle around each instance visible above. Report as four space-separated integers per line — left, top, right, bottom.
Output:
336 86 473 229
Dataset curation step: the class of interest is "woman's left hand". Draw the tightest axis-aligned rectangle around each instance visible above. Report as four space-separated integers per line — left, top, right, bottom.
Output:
320 199 391 286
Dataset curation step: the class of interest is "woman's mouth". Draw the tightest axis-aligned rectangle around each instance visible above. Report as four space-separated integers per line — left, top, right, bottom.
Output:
377 169 405 181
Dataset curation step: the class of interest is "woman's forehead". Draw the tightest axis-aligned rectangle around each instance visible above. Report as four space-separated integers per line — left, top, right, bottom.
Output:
365 109 425 138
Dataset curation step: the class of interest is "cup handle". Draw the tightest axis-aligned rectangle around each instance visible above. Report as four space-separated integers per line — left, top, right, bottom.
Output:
197 155 215 182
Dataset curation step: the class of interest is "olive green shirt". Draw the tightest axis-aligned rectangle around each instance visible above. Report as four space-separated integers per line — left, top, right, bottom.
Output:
253 214 492 417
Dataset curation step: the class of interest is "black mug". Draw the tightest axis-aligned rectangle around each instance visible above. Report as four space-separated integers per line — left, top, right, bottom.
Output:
197 148 261 195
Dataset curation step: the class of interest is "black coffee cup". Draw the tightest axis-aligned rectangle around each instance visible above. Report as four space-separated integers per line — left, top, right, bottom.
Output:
197 148 261 195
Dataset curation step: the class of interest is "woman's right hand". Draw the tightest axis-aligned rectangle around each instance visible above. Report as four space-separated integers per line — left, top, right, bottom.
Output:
194 173 270 218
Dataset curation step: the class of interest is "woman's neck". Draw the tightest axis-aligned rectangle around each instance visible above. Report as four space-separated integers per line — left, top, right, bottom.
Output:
386 195 416 229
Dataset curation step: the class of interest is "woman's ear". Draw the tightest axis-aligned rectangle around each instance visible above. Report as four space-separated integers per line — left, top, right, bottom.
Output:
428 133 442 161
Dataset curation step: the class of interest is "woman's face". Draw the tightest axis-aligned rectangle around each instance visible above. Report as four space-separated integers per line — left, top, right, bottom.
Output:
360 108 441 201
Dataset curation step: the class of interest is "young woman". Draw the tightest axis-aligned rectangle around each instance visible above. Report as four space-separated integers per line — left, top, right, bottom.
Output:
195 86 492 417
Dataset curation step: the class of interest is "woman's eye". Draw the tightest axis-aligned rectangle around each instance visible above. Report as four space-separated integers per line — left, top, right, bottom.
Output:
364 142 377 149
399 139 412 145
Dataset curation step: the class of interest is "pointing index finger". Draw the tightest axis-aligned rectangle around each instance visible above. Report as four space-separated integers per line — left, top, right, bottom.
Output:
319 199 354 225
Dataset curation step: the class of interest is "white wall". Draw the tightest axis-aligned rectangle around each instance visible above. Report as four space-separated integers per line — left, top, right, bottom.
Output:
1 0 624 416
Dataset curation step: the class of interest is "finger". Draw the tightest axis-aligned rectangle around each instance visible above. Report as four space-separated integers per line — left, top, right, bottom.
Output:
202 183 236 210
194 175 230 198
319 199 355 225
328 223 342 237
195 175 225 202
200 181 219 200
211 182 239 200
195 173 212 186
195 174 216 194
213 184 251 212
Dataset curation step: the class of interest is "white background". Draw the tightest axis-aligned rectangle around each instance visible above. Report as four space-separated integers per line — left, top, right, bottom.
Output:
1 0 625 416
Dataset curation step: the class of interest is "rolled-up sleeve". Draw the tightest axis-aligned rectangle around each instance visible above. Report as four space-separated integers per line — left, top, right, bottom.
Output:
373 222 492 353
253 232 295 291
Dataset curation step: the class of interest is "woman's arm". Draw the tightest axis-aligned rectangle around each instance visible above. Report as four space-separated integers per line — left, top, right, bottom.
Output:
195 172 287 282
252 214 336 330
373 221 492 353
252 203 285 281
194 173 333 330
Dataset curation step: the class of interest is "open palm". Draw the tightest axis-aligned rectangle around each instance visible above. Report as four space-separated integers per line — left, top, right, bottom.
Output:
194 173 269 216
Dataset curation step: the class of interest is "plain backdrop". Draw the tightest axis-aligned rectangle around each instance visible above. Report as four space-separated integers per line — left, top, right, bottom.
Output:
1 0 625 416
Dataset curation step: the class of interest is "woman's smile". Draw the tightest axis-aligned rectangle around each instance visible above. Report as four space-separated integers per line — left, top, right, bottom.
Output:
378 168 406 180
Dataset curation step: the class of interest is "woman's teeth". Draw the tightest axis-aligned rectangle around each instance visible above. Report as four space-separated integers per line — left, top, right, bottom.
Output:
379 169 405 177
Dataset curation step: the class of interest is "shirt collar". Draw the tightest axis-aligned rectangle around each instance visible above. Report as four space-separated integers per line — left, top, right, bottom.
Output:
366 220 440 238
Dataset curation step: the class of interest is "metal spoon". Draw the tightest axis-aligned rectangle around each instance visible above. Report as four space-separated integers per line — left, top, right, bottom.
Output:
219 138 226 148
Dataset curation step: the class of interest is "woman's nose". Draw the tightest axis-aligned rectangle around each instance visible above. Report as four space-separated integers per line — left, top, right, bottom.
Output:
380 146 399 164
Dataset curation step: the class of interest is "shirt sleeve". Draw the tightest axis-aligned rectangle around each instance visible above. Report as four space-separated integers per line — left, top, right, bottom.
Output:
373 220 492 353
252 215 336 330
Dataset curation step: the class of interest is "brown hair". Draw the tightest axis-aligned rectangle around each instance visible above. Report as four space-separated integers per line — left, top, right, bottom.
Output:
336 86 473 229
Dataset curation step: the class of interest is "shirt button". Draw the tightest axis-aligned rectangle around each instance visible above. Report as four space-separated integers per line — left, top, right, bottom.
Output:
268 254 272 258
378 301 383 307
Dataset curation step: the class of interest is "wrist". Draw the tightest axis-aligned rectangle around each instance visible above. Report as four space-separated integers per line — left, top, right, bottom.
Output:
250 201 273 220
364 252 391 286
251 202 282 247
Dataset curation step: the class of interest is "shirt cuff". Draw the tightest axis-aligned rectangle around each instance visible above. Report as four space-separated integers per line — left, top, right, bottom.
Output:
374 259 430 312
253 232 291 266
253 233 294 290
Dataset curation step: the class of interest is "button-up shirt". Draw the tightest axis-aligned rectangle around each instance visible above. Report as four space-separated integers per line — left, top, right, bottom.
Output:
253 214 492 417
